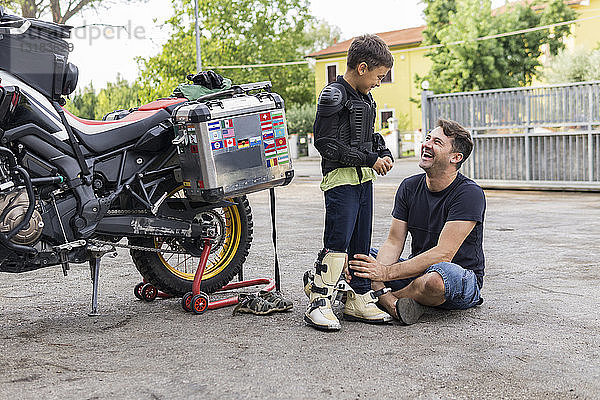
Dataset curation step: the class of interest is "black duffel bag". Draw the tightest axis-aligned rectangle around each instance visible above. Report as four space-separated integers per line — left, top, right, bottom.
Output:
0 7 78 100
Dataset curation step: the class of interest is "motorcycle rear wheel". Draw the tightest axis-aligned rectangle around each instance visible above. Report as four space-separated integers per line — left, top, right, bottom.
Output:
129 184 253 296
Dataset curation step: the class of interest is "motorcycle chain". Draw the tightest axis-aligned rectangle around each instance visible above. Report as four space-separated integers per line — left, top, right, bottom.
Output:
88 239 192 255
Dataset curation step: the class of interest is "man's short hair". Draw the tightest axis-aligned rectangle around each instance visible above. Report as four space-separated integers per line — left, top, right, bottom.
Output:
347 34 394 70
437 119 473 169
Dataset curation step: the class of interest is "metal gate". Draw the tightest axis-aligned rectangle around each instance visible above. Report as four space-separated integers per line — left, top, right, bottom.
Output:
421 81 600 190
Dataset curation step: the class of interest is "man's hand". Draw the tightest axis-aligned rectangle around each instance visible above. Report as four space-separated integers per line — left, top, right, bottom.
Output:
349 254 390 282
373 157 393 176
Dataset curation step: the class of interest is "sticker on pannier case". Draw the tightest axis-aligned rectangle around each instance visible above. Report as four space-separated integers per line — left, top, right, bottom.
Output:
221 119 234 129
250 136 262 147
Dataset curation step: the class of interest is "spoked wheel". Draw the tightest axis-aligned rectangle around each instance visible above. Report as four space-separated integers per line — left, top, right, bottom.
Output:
129 182 253 297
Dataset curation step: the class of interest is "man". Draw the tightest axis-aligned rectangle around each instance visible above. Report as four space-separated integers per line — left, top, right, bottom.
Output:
304 34 395 331
349 119 486 325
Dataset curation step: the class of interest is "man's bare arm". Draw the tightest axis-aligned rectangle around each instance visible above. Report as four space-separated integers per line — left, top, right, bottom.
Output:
350 220 476 282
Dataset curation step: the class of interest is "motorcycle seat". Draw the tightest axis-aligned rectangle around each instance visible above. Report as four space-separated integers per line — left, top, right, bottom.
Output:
64 108 172 153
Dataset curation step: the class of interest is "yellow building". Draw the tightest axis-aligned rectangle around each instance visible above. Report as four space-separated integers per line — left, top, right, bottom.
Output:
307 0 600 133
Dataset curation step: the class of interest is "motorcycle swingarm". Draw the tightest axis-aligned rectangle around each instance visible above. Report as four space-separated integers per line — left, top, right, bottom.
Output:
95 215 204 238
157 198 234 220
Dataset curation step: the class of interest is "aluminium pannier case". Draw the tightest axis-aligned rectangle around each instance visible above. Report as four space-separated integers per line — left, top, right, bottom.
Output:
173 89 294 202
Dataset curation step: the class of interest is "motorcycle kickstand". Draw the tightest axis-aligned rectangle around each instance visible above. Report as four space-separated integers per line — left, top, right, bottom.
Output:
88 257 101 317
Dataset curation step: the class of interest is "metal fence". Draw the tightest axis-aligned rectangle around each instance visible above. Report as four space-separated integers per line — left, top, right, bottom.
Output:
421 81 600 190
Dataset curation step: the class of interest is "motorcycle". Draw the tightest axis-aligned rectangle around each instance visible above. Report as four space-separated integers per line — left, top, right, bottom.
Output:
0 9 291 313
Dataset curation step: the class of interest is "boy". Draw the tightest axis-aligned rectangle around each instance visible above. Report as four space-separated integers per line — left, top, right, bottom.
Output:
304 34 395 331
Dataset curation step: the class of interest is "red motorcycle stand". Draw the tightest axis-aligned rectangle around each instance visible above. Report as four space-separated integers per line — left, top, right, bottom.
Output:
134 238 275 314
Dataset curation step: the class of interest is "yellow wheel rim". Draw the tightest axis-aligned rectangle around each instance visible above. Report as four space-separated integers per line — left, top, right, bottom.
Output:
155 186 242 281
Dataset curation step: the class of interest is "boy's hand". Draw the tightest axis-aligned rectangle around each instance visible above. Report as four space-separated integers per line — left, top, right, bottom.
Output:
373 157 392 175
383 156 394 172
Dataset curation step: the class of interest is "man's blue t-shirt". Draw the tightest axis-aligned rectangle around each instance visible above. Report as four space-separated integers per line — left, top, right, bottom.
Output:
392 173 486 287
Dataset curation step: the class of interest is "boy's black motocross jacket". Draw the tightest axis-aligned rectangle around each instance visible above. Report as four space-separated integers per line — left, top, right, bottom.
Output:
313 75 393 176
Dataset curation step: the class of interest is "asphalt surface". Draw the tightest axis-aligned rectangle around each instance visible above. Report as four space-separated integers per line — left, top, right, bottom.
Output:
1 157 599 399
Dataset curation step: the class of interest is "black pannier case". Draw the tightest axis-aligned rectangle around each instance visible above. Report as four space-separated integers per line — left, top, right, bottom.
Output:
0 9 77 100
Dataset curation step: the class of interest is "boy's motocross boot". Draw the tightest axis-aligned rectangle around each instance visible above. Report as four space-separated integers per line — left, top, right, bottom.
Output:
304 250 346 331
342 284 393 324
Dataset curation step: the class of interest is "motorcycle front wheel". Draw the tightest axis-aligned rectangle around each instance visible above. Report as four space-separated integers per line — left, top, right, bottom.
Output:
129 183 253 296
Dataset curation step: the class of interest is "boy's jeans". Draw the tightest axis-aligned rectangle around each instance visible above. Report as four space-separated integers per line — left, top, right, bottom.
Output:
323 181 372 294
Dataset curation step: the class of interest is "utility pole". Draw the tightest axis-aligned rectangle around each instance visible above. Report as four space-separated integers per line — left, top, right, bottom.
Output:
194 0 202 72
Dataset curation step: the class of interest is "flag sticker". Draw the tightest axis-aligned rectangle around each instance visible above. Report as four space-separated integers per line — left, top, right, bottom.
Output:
270 111 283 120
278 154 290 164
187 124 196 132
261 121 273 131
266 158 278 168
276 137 287 148
262 130 274 140
209 130 222 141
197 180 205 189
222 128 235 138
264 138 275 150
260 112 272 122
274 127 285 138
211 141 224 151
273 119 284 127
190 145 198 153
221 119 234 129
250 136 262 147
238 138 250 149
183 180 191 188
224 137 237 148
208 121 220 131
189 133 198 144
277 148 288 156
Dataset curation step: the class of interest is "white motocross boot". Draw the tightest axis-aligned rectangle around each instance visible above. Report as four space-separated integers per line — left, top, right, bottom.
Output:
304 250 346 331
343 286 393 324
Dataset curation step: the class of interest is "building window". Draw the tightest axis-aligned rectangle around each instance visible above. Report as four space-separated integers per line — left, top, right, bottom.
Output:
381 69 392 84
327 64 337 84
380 110 394 129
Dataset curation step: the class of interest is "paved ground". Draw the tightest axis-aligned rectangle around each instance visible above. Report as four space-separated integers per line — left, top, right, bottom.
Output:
1 157 599 399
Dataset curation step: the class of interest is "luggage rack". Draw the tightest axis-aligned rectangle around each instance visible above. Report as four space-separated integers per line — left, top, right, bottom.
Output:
191 80 273 104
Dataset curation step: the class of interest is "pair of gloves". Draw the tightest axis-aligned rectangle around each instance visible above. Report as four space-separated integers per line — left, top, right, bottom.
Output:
187 70 225 89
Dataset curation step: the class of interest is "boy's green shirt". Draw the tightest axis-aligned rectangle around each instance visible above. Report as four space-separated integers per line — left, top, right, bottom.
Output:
320 167 376 192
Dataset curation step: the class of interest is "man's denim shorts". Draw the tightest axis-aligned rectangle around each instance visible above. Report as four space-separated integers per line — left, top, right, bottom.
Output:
370 248 482 310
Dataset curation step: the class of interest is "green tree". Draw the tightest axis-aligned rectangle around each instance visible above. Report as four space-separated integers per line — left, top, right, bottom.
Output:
418 0 577 93
66 82 97 119
137 0 325 106
286 103 315 134
95 75 141 119
65 75 140 119
544 47 600 83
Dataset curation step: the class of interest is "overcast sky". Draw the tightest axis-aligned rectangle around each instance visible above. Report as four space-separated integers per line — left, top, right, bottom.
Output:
65 0 505 91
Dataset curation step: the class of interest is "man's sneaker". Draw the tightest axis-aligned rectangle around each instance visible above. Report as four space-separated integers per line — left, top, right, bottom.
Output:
258 290 293 312
343 290 392 324
232 293 276 315
394 298 427 325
